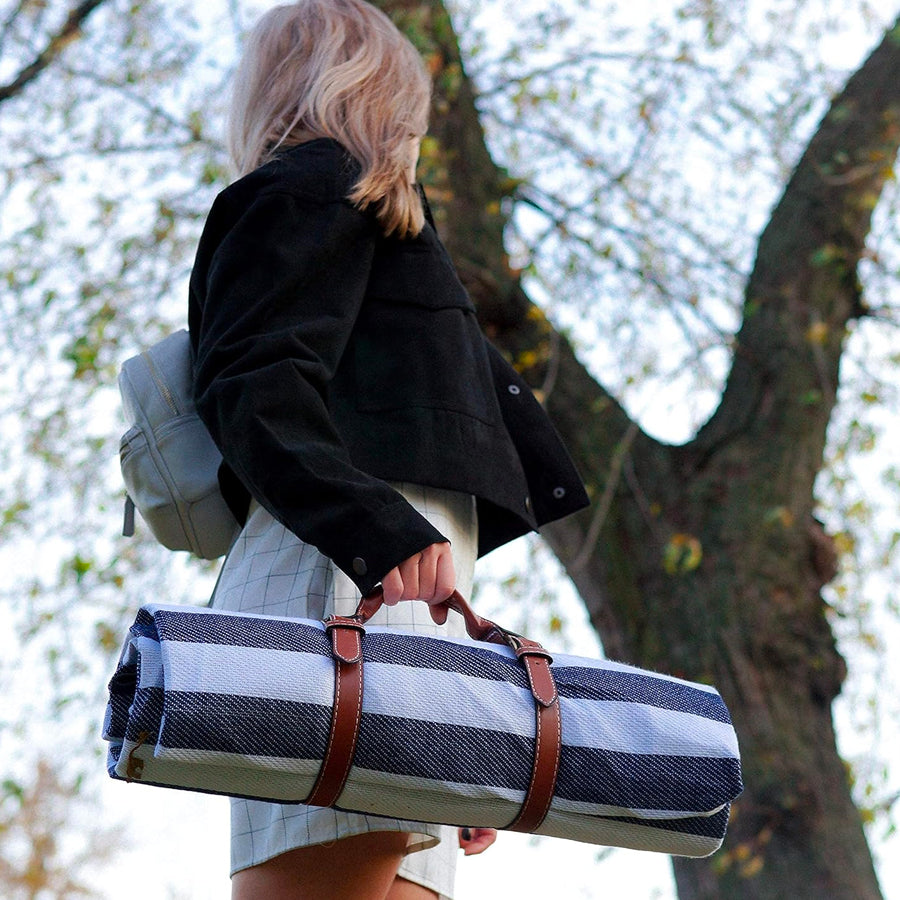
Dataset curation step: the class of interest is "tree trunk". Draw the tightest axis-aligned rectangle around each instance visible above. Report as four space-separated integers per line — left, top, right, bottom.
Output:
377 3 900 896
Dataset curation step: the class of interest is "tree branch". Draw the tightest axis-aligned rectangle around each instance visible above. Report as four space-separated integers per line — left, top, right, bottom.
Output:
0 0 108 106
692 18 900 470
473 49 719 99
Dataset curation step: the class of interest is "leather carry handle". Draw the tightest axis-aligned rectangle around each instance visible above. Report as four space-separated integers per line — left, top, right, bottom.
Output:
354 588 505 643
356 588 536 652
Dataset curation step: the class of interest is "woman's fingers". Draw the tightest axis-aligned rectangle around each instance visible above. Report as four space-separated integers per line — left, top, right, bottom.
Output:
397 553 420 601
380 566 404 605
433 545 455 602
428 547 455 623
416 544 438 601
382 551 423 604
379 543 455 607
458 827 497 856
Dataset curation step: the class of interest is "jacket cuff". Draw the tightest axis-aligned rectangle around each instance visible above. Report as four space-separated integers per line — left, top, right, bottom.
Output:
329 500 449 596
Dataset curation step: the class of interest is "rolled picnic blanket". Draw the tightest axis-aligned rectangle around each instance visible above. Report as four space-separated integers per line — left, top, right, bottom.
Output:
103 599 742 857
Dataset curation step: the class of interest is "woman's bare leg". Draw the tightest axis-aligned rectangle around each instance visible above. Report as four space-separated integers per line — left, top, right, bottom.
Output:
231 831 410 900
385 876 440 900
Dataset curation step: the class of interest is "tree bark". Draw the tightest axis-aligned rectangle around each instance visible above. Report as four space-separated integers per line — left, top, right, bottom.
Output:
376 3 900 897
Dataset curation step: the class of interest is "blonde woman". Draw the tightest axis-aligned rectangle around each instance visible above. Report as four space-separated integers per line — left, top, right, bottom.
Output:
188 1 589 897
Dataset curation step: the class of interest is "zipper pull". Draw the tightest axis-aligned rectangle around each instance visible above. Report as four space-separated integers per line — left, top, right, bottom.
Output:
123 495 136 537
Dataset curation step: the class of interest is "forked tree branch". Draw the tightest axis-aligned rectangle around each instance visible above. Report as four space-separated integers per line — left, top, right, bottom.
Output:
0 0 108 106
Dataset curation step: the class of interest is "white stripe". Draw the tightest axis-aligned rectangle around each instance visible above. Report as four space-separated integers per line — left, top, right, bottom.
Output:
536 810 724 856
559 697 740 758
551 795 729 821
159 641 334 705
364 662 536 736
158 642 536 735
113 742 726 853
134 636 163 689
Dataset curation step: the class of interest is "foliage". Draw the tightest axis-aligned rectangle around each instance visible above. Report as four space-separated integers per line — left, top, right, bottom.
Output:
0 3 232 890
2 0 900 894
0 759 120 898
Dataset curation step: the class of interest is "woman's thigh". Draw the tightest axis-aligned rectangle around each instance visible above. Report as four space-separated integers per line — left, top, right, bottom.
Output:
231 831 410 900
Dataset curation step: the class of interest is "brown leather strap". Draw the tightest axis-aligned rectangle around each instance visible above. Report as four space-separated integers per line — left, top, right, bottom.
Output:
304 617 365 808
506 649 562 832
512 638 557 706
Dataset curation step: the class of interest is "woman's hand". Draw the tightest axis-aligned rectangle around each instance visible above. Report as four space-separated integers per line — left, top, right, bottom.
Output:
458 827 497 856
381 542 455 624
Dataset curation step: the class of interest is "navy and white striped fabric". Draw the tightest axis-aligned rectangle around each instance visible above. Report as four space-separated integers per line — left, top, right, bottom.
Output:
104 603 742 857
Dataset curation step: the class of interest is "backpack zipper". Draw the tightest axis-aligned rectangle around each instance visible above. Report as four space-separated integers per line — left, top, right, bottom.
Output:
141 349 179 416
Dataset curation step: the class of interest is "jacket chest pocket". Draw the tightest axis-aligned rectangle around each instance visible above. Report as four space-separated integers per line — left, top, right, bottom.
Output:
366 228 476 312
354 298 499 425
354 236 498 424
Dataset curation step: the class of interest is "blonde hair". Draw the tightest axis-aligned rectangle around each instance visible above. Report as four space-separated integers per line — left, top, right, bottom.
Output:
228 0 431 238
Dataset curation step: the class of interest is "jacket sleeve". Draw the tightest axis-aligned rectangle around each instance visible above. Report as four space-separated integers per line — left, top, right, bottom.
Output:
191 187 447 594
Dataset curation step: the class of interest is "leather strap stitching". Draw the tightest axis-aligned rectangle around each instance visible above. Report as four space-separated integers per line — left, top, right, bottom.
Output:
506 657 562 833
304 621 365 808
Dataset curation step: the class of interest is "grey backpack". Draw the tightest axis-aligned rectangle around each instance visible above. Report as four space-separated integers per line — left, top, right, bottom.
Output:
118 329 239 559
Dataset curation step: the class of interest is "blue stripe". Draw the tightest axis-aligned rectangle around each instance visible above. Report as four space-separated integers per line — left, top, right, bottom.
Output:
556 744 742 810
364 631 527 686
130 608 162 642
354 711 533 794
356 711 740 811
154 609 329 655
105 665 137 738
553 667 732 724
159 692 332 760
124 686 164 744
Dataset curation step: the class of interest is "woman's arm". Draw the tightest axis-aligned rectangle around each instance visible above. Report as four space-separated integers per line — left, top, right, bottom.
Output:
191 187 448 595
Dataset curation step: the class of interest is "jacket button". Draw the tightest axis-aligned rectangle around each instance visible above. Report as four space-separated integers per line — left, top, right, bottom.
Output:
553 486 566 499
507 384 521 395
524 495 532 515
352 557 368 576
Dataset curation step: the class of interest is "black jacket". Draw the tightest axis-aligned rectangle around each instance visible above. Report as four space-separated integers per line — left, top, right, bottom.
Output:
189 138 588 595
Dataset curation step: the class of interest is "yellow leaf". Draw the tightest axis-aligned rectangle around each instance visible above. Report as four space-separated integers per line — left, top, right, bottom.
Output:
805 322 829 345
739 856 765 879
663 533 703 575
516 350 539 370
764 506 794 528
833 532 855 555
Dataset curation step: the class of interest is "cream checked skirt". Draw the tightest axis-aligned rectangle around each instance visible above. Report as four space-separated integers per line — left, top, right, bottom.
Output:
209 483 478 900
